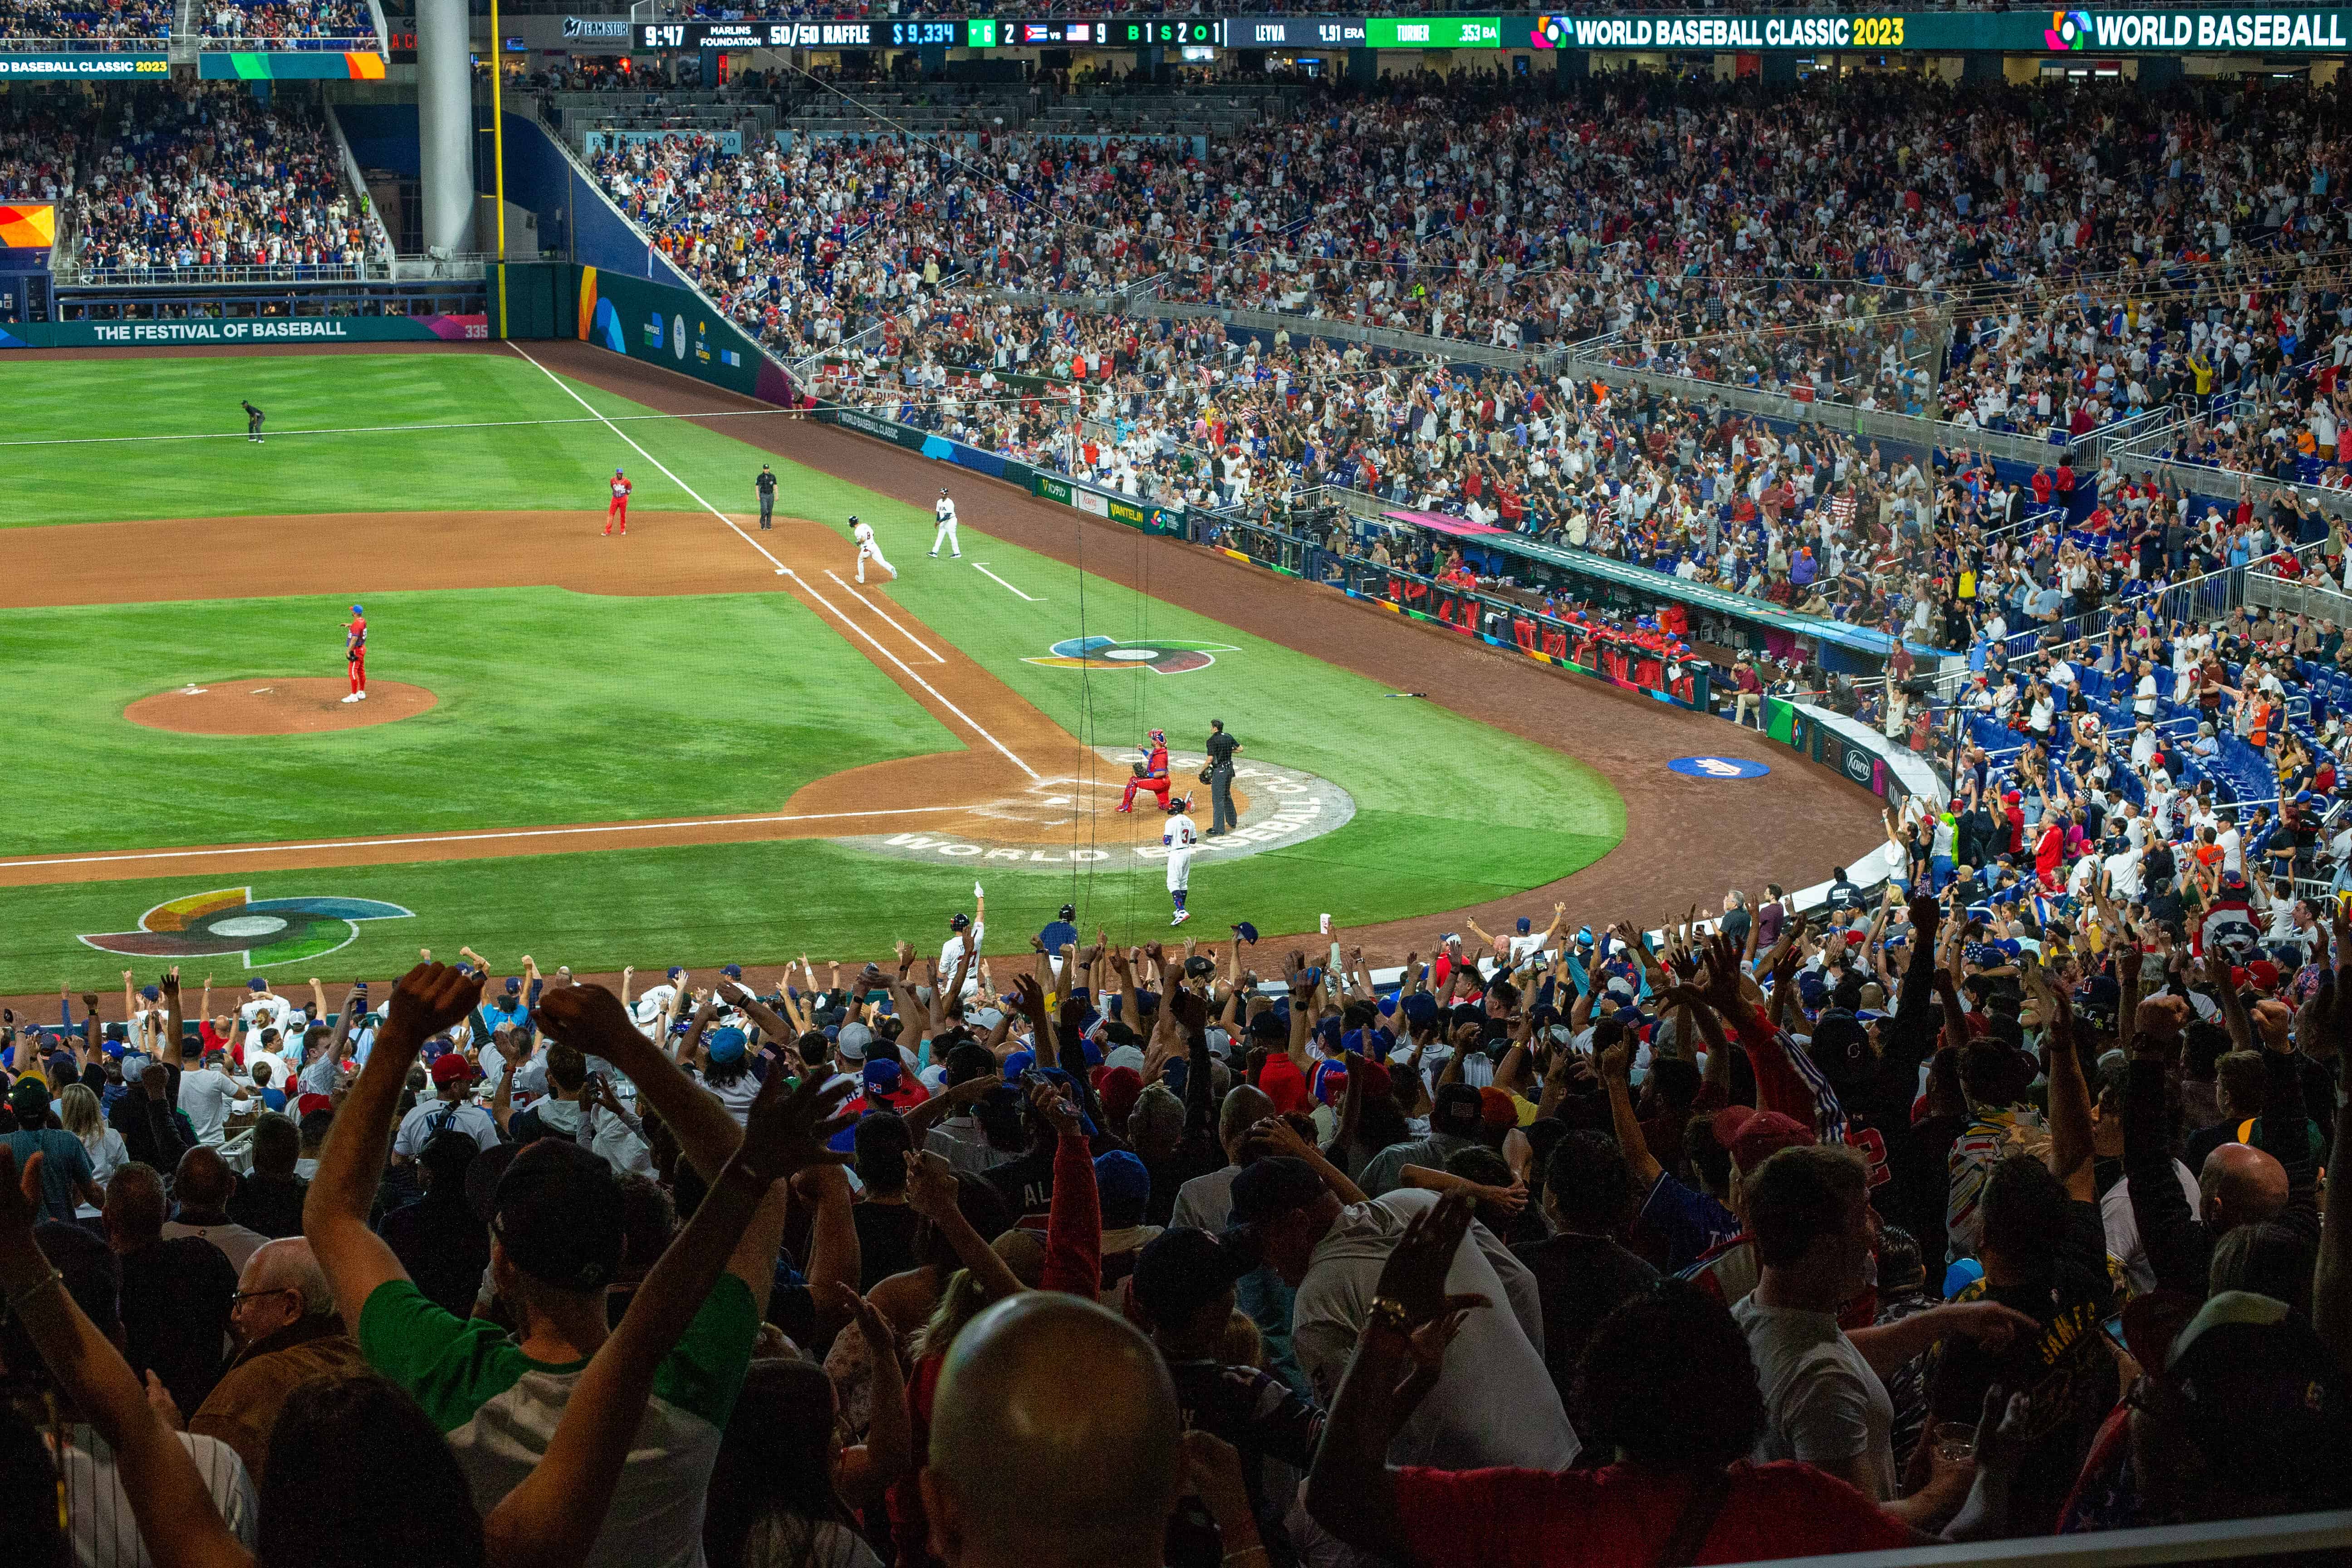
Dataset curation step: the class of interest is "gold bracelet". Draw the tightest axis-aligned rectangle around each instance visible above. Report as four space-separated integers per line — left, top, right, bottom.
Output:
6 1268 64 1313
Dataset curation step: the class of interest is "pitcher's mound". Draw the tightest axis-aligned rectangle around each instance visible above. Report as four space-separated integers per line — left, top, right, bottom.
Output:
126 679 437 736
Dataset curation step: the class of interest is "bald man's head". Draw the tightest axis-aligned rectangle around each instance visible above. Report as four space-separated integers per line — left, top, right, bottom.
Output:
174 1145 235 1212
923 1294 1181 1568
2200 1142 2290 1234
242 1237 333 1314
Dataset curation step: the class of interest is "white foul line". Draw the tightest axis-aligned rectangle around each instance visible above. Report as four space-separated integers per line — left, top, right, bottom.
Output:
971 562 1044 602
0 806 957 872
824 571 944 662
505 344 1039 783
507 343 793 573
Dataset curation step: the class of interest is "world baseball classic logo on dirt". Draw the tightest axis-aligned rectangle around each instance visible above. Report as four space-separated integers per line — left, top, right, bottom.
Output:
82 887 414 966
1024 635 1238 674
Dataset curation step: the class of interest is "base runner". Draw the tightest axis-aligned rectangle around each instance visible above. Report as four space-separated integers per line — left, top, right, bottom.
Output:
1164 794 1198 925
851 514 897 583
341 603 368 703
930 488 961 558
1117 729 1172 813
603 468 632 536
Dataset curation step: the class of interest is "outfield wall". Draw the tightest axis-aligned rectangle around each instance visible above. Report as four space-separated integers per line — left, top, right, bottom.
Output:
0 314 485 349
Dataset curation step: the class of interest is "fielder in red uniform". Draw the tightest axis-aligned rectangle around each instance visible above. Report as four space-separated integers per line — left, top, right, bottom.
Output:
603 468 632 535
341 604 367 703
1117 728 1173 813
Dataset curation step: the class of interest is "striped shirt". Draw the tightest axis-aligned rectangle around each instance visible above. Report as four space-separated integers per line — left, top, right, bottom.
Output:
63 1428 257 1568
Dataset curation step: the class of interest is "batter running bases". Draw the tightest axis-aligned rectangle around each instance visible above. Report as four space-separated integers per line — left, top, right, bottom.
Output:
1163 794 1199 925
851 514 897 583
930 489 961 558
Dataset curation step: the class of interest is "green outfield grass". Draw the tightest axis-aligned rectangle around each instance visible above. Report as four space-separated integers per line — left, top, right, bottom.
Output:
0 351 1626 989
0 587 951 853
0 353 715 526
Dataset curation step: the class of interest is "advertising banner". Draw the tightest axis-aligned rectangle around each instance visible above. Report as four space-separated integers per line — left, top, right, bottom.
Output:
0 315 485 349
0 54 167 78
583 128 742 156
573 264 799 405
198 51 388 79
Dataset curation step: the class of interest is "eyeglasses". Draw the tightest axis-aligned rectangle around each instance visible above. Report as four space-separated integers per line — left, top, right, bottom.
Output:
228 1286 300 1310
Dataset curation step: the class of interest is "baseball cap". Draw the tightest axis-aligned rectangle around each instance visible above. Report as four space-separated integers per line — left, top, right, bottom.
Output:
1516 916 1533 935
706 1026 747 1066
491 1140 625 1291
429 1054 474 1088
504 976 523 995
1227 1156 1329 1227
1231 921 1259 944
139 985 159 1002
1093 1150 1151 1228
665 965 684 981
861 1057 924 1110
722 963 744 980
1712 1105 1815 1175
836 1021 874 1062
1132 1227 1261 1326
247 978 267 992
1431 1082 1484 1139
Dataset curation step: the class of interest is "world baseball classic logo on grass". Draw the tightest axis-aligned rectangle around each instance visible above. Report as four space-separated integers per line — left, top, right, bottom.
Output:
1024 635 1237 674
81 887 414 966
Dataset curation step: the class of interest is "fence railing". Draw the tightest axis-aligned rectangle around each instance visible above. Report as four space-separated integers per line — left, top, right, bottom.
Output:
0 34 168 51
56 260 384 285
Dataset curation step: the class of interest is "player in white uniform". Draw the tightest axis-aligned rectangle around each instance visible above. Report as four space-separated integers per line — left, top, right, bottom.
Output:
930 489 962 559
1162 794 1199 925
850 513 897 584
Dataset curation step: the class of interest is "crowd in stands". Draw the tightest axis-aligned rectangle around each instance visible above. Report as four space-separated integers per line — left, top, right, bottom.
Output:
0 0 171 43
3 853 2349 1568
65 84 377 276
588 69 2352 662
192 0 377 45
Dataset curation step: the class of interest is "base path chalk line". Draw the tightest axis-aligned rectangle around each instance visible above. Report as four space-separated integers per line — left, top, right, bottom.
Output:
971 562 1044 602
824 571 945 663
504 343 1038 783
0 804 963 874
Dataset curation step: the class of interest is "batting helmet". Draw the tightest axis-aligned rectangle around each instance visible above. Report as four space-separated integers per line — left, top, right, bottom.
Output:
949 912 971 932
1166 794 1191 814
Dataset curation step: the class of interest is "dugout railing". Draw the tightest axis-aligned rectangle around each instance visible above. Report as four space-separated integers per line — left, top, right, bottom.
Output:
1208 511 1712 711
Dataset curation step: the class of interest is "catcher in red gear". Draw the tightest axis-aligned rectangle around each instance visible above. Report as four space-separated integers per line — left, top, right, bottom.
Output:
1117 728 1173 813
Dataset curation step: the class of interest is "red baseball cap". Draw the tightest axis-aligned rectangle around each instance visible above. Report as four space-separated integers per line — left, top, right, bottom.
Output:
429 1053 475 1088
1713 1105 1815 1176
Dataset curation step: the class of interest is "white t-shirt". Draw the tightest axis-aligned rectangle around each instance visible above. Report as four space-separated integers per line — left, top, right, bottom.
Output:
392 1098 504 1156
176 1066 250 1145
1289 1188 1576 1471
1734 1295 1898 1503
2101 1162 2201 1296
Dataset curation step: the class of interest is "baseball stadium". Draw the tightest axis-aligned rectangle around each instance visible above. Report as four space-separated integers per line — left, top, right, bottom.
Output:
4 10 2351 1568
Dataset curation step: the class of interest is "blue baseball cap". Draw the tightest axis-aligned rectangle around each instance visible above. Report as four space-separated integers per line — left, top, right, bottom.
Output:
1517 917 1532 935
722 963 743 979
706 1026 747 1065
1231 921 1259 944
666 965 684 980
504 977 522 995
140 985 159 1002
351 603 363 615
247 978 267 992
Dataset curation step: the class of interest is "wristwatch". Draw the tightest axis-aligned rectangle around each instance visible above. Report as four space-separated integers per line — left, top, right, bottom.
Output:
1366 1296 1415 1337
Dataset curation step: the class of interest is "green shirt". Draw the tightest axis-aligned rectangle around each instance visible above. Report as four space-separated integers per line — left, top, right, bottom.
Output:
360 1274 755 1568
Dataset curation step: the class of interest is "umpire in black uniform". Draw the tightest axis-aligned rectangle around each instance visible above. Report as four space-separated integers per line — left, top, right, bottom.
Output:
1205 718 1241 836
755 464 777 529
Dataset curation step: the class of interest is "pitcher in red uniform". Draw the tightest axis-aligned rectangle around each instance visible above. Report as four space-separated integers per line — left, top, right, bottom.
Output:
1117 728 1173 813
603 468 632 535
340 604 368 703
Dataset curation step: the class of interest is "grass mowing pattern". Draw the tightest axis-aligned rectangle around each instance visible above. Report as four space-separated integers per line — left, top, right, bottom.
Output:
0 353 1626 985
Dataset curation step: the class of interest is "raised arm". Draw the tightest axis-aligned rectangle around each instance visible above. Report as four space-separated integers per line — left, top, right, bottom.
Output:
304 963 482 1356
903 1148 1025 1301
481 1068 852 1568
0 1148 255 1568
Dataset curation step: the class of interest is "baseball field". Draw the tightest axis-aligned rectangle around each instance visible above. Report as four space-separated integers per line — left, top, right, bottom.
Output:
0 340 1664 993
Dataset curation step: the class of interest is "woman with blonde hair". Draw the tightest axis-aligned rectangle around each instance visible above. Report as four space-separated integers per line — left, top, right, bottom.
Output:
55 1082 125 1216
